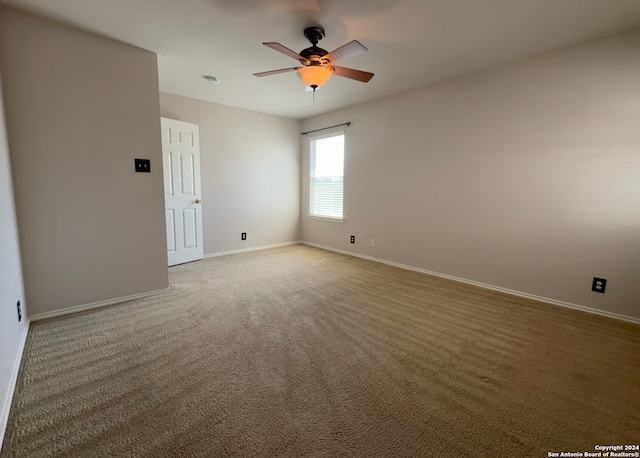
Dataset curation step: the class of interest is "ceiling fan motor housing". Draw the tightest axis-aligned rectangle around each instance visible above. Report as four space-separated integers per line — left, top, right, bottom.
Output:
300 47 328 62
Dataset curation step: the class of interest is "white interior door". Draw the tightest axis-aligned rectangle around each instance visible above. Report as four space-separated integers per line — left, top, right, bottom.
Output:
161 117 204 266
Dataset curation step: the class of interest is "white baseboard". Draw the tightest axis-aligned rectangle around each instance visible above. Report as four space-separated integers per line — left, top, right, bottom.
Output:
28 288 170 322
204 241 301 259
302 242 640 326
0 320 30 451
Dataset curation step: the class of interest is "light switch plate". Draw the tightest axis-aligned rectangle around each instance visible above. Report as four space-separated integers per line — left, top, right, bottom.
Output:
135 158 150 172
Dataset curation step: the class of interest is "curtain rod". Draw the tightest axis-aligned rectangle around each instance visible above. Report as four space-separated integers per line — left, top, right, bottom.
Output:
301 122 351 136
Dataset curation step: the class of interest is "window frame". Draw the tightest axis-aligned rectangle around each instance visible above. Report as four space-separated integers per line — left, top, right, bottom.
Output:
307 130 346 222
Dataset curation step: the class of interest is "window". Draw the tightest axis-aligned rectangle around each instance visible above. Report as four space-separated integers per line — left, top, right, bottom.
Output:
309 132 344 220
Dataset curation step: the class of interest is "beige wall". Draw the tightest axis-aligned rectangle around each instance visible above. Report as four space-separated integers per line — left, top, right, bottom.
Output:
0 7 169 317
301 28 640 320
160 93 301 254
0 61 29 446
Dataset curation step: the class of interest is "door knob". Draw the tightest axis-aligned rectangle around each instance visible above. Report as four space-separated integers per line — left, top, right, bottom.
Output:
195 199 202 204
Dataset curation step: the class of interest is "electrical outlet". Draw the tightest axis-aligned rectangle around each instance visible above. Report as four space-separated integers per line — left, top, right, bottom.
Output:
350 235 355 244
371 239 376 247
16 300 21 322
241 232 247 241
592 277 607 294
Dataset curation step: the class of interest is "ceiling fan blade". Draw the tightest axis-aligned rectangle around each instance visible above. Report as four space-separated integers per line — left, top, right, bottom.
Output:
263 42 310 65
325 40 368 64
253 67 300 77
331 66 374 83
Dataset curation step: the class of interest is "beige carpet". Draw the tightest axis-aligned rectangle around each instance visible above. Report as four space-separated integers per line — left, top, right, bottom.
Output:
2 245 639 457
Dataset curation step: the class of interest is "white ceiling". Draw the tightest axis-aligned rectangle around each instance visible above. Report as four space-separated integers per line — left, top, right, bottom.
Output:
3 0 640 119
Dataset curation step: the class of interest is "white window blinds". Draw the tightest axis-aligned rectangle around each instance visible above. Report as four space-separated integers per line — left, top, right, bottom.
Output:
309 133 344 219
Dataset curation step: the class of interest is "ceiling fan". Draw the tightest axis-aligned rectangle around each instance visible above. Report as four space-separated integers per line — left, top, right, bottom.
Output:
254 26 374 92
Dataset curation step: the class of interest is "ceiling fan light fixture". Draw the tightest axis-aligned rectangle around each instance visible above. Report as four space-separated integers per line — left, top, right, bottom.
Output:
255 26 373 90
297 65 332 89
